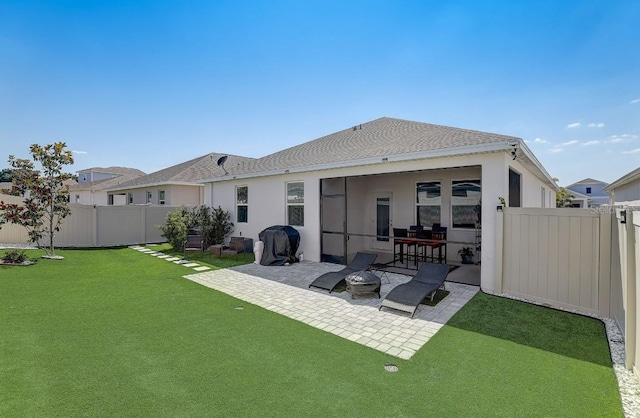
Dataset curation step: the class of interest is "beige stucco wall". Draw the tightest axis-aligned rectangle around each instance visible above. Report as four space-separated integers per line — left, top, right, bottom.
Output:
109 184 203 206
205 151 554 292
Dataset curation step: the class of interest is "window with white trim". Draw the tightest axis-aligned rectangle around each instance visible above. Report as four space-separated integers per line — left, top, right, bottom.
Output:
451 180 481 229
236 186 248 223
416 181 441 227
127 193 133 205
158 190 165 205
286 182 304 226
146 191 152 204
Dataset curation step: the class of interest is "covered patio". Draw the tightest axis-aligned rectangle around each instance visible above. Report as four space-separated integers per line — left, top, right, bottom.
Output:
185 261 479 359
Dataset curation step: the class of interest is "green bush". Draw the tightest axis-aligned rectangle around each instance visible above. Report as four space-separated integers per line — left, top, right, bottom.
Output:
1 249 27 264
159 209 190 251
159 206 234 251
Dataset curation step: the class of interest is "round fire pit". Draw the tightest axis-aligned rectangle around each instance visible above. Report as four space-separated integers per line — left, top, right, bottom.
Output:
345 270 381 299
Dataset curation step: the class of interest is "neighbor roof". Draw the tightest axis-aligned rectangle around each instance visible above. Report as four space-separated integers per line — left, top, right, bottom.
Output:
604 166 640 192
77 166 146 176
567 178 608 187
106 153 255 192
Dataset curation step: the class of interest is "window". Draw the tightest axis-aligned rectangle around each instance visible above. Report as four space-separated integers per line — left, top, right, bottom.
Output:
286 182 304 226
75 194 80 203
236 186 248 223
451 180 481 229
158 190 165 205
508 169 521 207
127 193 133 205
416 181 441 227
146 191 152 204
586 187 592 194
541 187 546 208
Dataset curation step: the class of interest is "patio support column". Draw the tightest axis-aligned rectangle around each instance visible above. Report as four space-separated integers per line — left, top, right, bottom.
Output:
480 157 508 292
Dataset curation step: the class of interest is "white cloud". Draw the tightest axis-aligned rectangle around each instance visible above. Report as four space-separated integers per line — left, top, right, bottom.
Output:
631 99 640 104
587 123 604 128
550 148 564 153
622 148 640 154
607 134 637 143
566 122 581 129
582 140 600 146
526 137 549 144
72 150 88 155
561 140 579 146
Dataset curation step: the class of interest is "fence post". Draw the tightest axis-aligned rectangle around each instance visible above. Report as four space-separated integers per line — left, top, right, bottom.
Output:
598 212 612 317
92 205 98 247
495 208 504 293
141 205 146 245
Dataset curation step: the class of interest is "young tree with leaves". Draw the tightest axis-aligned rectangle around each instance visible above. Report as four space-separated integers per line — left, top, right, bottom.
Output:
0 142 74 258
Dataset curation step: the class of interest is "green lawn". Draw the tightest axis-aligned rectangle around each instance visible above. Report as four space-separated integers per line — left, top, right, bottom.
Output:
1 248 623 417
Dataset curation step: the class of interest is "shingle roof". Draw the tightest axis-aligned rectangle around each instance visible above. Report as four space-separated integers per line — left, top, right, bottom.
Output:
237 117 521 175
106 153 255 191
77 166 146 176
69 173 145 192
568 178 607 186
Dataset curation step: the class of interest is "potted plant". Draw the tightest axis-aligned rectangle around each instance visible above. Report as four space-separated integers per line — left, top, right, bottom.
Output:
458 247 474 264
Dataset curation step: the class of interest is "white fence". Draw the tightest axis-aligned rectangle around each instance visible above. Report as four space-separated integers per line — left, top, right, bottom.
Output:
0 200 177 247
497 206 640 379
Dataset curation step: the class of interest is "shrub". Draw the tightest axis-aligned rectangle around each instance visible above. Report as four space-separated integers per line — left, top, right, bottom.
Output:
2 249 27 264
159 209 190 251
159 206 234 251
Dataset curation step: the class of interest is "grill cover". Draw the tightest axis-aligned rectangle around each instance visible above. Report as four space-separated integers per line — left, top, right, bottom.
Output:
258 225 300 266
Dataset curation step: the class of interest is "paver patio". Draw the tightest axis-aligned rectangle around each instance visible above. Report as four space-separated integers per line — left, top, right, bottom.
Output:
185 261 478 359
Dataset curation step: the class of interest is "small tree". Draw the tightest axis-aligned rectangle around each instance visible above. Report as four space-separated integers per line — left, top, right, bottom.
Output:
0 142 74 258
159 208 191 251
208 206 234 246
553 178 574 208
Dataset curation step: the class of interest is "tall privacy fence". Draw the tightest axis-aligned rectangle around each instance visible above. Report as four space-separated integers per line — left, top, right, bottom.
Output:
496 205 640 377
0 197 176 247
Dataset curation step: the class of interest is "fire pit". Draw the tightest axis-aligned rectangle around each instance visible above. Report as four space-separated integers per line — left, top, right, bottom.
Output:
345 270 382 299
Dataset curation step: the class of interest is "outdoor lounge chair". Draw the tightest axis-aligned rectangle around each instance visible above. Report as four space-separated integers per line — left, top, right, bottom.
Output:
308 252 378 293
379 263 450 318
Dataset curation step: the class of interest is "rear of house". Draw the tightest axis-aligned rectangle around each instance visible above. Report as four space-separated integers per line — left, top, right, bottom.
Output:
201 117 558 292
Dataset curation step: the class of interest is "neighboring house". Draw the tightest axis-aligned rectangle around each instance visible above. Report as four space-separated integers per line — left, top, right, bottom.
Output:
200 117 559 293
565 178 610 207
565 190 590 208
106 153 255 206
604 166 640 204
69 167 146 205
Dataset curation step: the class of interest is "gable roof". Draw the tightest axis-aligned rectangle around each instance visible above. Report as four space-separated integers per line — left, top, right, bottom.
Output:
69 174 145 192
77 166 146 176
604 166 640 192
106 153 255 192
200 117 558 189
567 178 608 188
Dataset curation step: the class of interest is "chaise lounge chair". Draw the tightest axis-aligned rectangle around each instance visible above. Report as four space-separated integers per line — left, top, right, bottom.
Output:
379 263 450 318
308 252 378 293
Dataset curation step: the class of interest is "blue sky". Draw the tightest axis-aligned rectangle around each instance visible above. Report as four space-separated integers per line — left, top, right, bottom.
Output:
1 0 638 185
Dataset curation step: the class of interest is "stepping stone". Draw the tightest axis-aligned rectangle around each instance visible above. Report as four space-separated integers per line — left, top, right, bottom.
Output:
139 249 154 253
175 260 189 264
156 255 170 259
166 257 180 262
193 266 211 272
183 263 199 267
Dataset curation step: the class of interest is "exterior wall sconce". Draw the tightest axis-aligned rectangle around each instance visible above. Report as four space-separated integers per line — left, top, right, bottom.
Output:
620 210 626 224
382 157 389 163
497 205 503 212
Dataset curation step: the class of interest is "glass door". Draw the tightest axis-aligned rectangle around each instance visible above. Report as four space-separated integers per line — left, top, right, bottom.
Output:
371 192 392 251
